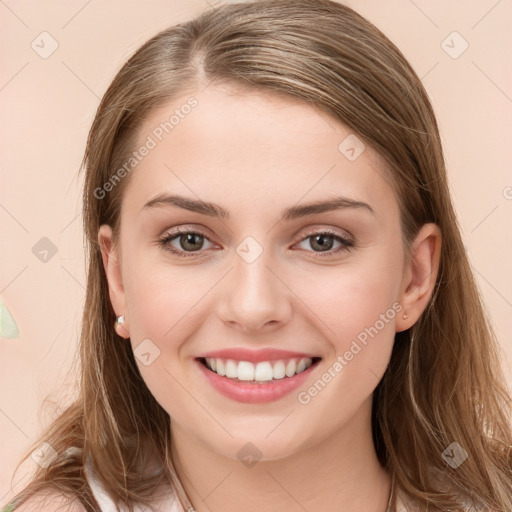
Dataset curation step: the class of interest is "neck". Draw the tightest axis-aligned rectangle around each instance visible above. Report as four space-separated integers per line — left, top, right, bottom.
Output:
168 396 392 512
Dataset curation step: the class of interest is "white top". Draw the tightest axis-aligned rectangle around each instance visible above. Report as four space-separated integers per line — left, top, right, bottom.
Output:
84 455 482 512
83 455 185 512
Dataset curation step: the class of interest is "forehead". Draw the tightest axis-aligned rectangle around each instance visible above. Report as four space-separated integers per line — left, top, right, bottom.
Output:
122 83 397 219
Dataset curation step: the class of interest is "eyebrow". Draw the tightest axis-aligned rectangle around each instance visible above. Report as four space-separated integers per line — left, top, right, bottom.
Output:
142 193 375 220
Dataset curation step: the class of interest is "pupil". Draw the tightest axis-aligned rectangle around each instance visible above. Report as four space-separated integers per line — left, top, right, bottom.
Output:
312 234 332 252
182 233 203 251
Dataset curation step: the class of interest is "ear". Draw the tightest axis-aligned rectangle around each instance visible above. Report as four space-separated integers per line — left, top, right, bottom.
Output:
98 224 130 338
395 223 442 333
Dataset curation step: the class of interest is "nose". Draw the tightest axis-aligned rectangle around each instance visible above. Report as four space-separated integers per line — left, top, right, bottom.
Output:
216 249 292 334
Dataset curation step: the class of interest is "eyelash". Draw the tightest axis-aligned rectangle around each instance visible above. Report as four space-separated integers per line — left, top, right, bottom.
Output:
157 227 354 259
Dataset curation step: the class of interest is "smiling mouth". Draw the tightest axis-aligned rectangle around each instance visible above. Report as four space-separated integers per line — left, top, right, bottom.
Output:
196 356 322 383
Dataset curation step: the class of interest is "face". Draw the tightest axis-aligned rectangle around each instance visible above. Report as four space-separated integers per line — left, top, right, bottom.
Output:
99 82 425 462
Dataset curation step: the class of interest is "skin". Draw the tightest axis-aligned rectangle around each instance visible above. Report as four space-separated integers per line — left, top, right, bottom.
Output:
99 82 441 512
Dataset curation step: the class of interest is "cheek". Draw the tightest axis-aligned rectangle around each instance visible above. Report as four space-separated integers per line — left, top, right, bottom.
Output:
121 264 205 417
293 251 402 386
298 257 401 340
122 242 203 336
122 256 219 386
292 269 400 422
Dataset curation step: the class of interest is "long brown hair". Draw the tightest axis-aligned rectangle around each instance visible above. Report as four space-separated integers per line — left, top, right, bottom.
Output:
6 1 512 510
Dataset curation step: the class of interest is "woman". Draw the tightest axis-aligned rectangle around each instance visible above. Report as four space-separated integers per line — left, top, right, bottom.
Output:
4 0 511 510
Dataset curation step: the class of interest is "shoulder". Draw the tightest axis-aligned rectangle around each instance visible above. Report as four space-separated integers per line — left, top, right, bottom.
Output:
7 491 87 512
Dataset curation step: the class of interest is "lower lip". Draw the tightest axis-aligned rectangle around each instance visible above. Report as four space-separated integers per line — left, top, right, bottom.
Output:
195 358 321 404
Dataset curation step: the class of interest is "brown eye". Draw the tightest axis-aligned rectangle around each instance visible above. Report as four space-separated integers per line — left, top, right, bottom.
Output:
309 234 335 252
296 230 354 257
176 232 205 251
159 229 214 257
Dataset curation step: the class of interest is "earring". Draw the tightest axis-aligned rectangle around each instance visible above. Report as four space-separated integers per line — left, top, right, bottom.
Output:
403 312 409 320
114 315 126 336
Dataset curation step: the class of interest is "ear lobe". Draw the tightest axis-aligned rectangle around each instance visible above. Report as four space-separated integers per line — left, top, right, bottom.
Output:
395 223 442 332
98 224 127 323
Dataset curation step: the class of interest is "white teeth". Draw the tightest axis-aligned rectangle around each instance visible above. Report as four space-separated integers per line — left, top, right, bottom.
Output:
215 359 225 376
254 361 273 381
225 359 238 378
273 360 286 379
237 361 255 381
285 359 297 377
296 358 308 373
204 357 315 382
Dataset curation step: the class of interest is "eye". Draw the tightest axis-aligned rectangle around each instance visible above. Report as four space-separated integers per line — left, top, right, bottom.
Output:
295 229 354 257
158 228 215 258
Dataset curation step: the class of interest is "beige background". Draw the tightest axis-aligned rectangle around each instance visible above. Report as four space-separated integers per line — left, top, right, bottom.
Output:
1 0 511 505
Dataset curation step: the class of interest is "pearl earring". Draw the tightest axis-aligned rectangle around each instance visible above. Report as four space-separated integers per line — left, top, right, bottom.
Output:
114 315 126 335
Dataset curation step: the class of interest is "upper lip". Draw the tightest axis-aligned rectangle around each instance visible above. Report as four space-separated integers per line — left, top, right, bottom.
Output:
196 348 321 363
